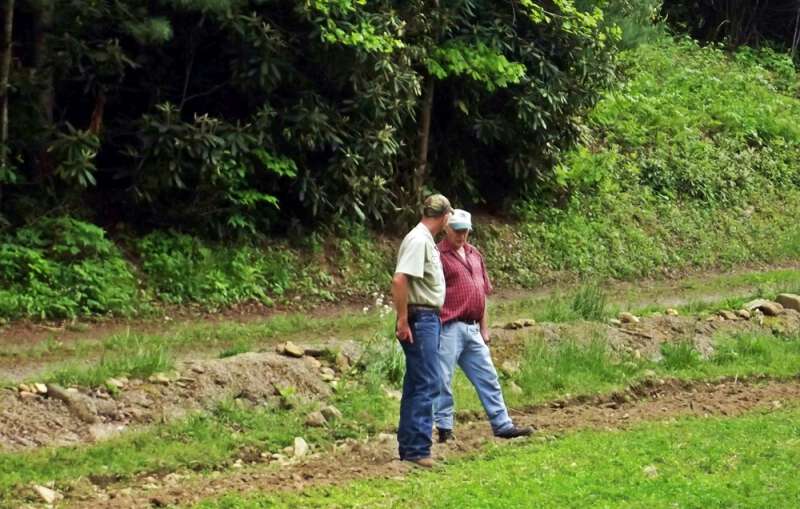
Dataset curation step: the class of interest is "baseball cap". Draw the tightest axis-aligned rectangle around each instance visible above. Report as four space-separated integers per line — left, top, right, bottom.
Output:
422 194 453 217
448 209 472 231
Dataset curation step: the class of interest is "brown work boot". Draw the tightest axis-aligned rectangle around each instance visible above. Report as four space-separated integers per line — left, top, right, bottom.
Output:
405 456 435 468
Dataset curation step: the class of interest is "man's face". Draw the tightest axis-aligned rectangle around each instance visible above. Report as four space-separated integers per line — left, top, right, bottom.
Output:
446 226 470 248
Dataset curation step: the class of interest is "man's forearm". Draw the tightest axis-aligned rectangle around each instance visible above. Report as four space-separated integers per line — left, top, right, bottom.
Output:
392 274 410 321
480 300 488 330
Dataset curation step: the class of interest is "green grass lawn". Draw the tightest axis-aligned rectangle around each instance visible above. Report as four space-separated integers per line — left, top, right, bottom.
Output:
198 405 800 508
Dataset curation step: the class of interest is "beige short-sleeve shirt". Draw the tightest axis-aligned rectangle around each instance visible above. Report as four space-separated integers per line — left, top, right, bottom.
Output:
395 223 445 308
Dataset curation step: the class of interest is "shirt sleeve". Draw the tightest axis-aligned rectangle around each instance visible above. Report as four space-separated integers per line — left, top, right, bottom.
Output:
395 236 426 278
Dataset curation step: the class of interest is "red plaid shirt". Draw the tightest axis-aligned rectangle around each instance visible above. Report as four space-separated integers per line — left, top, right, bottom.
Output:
438 239 493 324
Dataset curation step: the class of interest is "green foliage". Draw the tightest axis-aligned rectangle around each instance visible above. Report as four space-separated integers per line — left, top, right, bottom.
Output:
570 281 608 320
48 344 172 387
134 231 294 308
515 336 638 396
660 340 701 370
0 217 138 319
427 42 526 91
2 0 617 230
582 39 800 203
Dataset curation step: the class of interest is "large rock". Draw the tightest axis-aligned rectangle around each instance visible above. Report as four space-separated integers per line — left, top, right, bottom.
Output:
321 405 343 421
776 294 800 313
305 411 327 428
718 310 738 321
283 341 305 358
744 299 784 316
293 437 309 458
618 312 640 324
735 309 751 320
32 485 63 504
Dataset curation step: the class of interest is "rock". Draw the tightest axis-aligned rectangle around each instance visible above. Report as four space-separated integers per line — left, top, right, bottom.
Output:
503 320 524 330
718 310 738 321
735 309 751 320
776 293 800 313
18 383 34 393
18 391 38 400
743 299 784 316
377 433 396 444
46 383 98 424
608 318 622 326
500 360 520 377
335 353 351 372
148 373 171 385
105 377 126 389
94 398 118 417
305 411 328 427
32 485 63 504
508 381 524 395
618 312 640 324
665 308 679 316
321 405 343 421
642 465 659 479
320 367 336 381
521 318 536 327
383 387 402 400
303 356 322 370
191 365 206 374
293 437 309 458
32 383 48 395
283 341 305 358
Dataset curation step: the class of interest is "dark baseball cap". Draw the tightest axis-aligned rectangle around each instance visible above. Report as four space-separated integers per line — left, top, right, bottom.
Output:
422 194 453 217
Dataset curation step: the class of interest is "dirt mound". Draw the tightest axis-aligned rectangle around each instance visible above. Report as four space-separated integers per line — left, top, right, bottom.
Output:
0 351 336 451
59 376 800 509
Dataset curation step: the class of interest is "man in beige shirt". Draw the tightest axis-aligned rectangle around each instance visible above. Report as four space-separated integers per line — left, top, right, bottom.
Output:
391 194 452 468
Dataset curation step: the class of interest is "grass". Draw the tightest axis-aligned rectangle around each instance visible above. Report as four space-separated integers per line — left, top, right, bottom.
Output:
2 327 799 506
196 405 800 508
452 329 800 413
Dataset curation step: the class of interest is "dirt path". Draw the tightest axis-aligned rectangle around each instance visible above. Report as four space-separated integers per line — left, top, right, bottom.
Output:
3 262 799 385
59 376 800 509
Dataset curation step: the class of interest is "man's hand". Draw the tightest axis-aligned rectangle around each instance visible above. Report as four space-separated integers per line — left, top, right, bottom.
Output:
396 318 414 343
480 326 491 344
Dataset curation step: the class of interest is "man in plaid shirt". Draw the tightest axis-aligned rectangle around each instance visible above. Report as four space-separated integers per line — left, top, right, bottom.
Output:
434 209 534 442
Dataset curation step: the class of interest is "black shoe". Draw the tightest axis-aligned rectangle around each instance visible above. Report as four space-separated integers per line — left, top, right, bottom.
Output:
494 425 534 439
437 428 455 443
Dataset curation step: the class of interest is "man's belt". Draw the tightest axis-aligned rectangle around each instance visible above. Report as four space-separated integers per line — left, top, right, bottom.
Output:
408 304 440 314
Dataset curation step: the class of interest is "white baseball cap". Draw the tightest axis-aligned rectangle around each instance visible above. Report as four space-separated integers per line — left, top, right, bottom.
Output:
448 209 472 231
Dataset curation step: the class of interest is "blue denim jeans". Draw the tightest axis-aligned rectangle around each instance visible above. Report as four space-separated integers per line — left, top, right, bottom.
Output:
397 309 442 460
434 321 513 434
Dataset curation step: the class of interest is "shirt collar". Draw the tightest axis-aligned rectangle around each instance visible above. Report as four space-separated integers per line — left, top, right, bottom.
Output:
415 222 434 242
439 238 472 254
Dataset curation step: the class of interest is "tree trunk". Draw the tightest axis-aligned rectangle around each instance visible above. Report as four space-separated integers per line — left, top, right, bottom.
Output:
413 75 435 207
30 0 53 182
0 0 14 177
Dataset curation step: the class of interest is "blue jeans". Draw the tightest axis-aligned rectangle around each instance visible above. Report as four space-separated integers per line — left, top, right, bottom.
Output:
397 310 442 460
434 321 513 434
